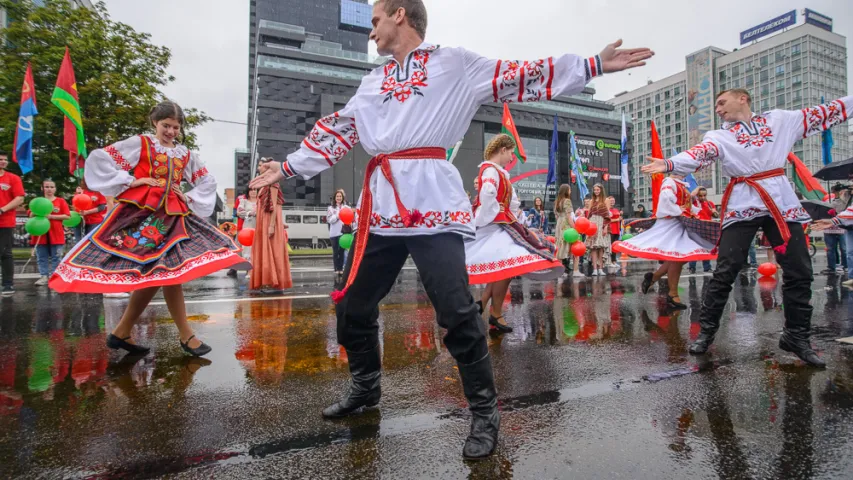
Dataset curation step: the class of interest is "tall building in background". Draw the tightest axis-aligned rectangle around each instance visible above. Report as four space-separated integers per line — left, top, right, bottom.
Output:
242 0 631 211
610 10 848 207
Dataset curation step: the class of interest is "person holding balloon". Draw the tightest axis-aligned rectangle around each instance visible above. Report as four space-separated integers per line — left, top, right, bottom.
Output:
583 184 611 277
553 184 580 277
250 157 292 292
327 189 350 277
612 174 718 309
237 187 258 275
0 151 25 296
465 134 563 333
29 179 70 286
50 101 249 357
75 179 108 235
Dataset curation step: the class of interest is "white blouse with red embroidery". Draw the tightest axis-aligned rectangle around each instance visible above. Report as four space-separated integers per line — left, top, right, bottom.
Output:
665 96 852 230
655 177 700 218
279 42 603 238
84 134 218 217
474 162 521 228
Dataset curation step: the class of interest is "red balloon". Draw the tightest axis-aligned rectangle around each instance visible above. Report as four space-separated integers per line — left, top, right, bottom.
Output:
339 207 355 225
575 217 590 234
72 194 93 211
546 236 556 243
757 262 777 277
237 228 255 247
571 241 587 257
585 222 598 236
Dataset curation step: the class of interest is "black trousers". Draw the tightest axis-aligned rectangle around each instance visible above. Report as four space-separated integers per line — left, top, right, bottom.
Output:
330 235 345 272
336 233 488 364
0 228 12 287
699 217 813 335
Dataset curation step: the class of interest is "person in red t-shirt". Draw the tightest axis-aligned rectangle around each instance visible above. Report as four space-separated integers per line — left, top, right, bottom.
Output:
30 179 70 286
607 196 622 264
77 179 108 234
688 187 718 274
0 151 26 295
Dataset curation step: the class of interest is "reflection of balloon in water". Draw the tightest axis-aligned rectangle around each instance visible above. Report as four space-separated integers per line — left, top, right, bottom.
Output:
563 228 580 244
563 308 579 338
758 276 778 290
29 197 53 217
25 216 50 236
28 337 54 393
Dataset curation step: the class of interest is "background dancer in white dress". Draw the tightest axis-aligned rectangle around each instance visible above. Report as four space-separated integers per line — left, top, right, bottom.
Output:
250 0 653 458
643 88 853 367
613 175 717 309
467 135 563 333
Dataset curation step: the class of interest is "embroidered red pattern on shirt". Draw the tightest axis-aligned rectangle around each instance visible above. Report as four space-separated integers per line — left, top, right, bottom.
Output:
802 100 848 138
492 58 555 103
725 206 808 221
370 210 472 229
381 49 433 103
191 167 208 183
104 145 132 171
684 142 720 171
729 116 774 148
303 112 358 166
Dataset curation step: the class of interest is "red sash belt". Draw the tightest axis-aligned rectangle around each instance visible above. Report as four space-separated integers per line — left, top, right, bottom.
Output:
332 147 446 303
719 168 790 251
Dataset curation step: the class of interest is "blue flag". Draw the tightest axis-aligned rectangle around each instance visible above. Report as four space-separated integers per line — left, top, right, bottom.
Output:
13 63 38 175
569 131 589 200
546 115 558 186
674 147 699 191
821 96 834 165
620 113 630 191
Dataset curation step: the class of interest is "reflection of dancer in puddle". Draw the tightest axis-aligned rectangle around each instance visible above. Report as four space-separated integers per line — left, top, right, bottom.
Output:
50 102 249 357
466 135 563 333
614 175 717 309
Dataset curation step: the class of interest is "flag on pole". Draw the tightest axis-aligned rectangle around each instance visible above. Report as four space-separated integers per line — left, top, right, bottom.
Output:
502 103 526 170
620 113 630 191
569 131 589 200
674 148 700 191
13 63 38 175
820 96 834 166
546 115 558 187
51 47 87 177
788 152 828 201
649 121 664 215
446 138 463 164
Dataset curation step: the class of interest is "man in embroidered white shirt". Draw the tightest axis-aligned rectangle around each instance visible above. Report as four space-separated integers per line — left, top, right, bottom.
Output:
251 0 653 459
644 88 853 368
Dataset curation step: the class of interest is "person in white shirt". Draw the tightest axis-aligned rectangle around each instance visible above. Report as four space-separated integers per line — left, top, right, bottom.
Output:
645 88 853 367
250 0 652 458
327 189 349 277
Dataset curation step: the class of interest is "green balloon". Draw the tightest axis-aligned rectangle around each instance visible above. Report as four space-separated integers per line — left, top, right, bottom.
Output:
26 216 51 236
563 228 580 244
339 233 354 250
63 211 82 228
620 233 634 241
29 197 53 217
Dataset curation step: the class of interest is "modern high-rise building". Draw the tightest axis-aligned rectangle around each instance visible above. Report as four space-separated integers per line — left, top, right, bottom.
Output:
610 10 848 207
242 0 632 212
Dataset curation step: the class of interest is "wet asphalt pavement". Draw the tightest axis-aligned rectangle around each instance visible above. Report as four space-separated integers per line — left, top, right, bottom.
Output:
2 257 853 479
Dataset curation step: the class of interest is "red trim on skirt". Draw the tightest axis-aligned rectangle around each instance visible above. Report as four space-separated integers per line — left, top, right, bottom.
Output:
468 259 563 285
612 241 717 262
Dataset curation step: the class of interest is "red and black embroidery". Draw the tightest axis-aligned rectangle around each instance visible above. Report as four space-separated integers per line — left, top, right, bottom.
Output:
302 112 358 166
728 116 774 148
684 142 720 171
380 46 437 103
105 145 132 171
802 99 848 138
370 210 472 229
190 167 208 183
492 57 556 103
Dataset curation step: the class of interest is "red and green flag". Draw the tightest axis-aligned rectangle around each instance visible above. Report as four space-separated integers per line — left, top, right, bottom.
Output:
788 152 828 201
52 47 87 177
502 103 526 170
649 121 664 215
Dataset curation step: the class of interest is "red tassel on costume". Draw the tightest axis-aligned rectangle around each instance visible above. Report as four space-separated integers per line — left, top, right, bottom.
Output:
331 288 348 304
829 209 837 216
409 209 423 227
773 243 787 255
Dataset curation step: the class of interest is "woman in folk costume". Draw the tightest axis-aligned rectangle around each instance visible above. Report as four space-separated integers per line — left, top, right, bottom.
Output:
466 134 563 333
250 157 292 292
50 101 249 356
584 183 611 276
612 174 718 309
553 184 580 276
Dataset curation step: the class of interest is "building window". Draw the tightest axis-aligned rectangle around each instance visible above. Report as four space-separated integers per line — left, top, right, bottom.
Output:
719 71 726 82
655 105 660 113
665 102 670 111
776 94 785 107
762 100 769 111
665 126 671 134
761 85 769 96
793 89 802 101
776 79 784 91
665 91 671 99
776 65 785 76
731 65 740 76
792 75 801 86
629 103 634 112
655 93 660 103
637 111 642 119
760 55 769 67
675 111 681 121
745 75 754 86
760 69 769 82
646 120 651 128
676 134 682 144
745 61 754 71
674 87 680 96
792 59 801 71
646 108 651 117
733 79 740 88
675 123 681 132
775 50 785 62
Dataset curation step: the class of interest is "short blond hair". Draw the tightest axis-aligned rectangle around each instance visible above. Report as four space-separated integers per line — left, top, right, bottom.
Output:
484 134 516 161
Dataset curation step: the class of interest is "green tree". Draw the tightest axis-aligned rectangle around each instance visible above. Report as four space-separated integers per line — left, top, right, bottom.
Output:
0 0 210 197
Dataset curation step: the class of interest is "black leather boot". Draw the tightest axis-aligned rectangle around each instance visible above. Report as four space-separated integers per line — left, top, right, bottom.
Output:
457 354 500 460
779 329 826 367
322 344 382 418
688 301 721 354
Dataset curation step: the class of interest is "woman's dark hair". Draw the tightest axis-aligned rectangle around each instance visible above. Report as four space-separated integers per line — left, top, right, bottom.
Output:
332 189 347 206
149 101 186 143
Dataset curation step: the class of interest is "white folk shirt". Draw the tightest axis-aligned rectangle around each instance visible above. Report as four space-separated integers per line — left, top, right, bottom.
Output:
666 96 852 230
656 177 701 218
84 135 218 218
473 161 521 228
280 42 604 239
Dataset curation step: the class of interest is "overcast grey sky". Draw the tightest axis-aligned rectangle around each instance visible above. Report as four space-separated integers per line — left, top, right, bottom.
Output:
102 0 851 195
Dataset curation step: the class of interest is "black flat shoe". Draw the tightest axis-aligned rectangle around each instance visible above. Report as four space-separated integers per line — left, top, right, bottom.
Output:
475 300 483 315
180 335 212 357
488 315 513 333
106 334 150 355
641 272 654 294
667 295 687 310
